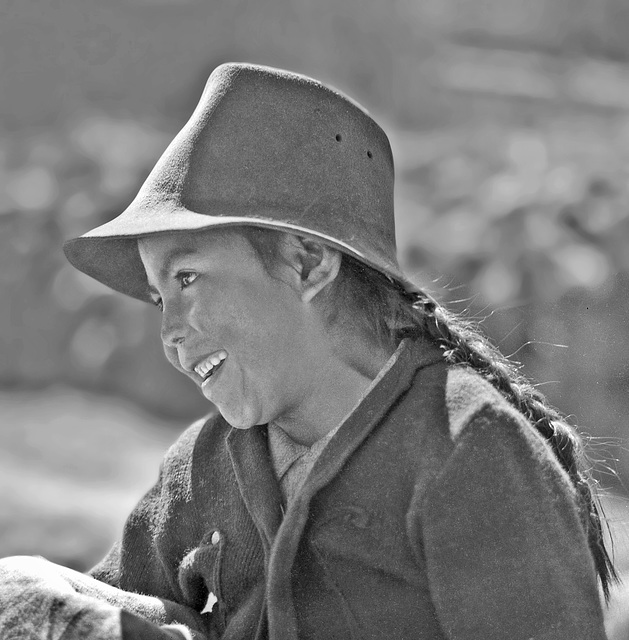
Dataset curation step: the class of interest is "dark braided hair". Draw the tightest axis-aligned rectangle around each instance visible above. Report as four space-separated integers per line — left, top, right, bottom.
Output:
243 227 618 599
329 251 618 600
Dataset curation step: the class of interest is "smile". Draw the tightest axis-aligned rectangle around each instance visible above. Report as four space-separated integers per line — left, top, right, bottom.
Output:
194 350 228 380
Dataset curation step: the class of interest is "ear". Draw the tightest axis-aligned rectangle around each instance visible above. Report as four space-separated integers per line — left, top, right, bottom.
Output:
278 235 341 303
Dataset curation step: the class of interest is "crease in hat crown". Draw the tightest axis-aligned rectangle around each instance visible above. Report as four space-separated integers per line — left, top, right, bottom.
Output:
64 61 416 302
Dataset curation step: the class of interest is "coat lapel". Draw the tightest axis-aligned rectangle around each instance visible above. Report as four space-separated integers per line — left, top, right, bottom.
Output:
227 426 283 554
266 337 444 639
303 337 443 498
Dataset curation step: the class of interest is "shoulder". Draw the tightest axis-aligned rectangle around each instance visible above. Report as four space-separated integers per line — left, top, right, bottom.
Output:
445 365 532 440
440 365 573 492
160 411 233 482
415 368 602 638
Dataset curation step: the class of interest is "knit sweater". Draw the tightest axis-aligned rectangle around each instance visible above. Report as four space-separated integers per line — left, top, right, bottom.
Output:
88 337 607 640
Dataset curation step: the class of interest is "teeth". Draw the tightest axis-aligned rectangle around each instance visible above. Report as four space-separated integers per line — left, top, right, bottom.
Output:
194 351 227 379
197 362 213 378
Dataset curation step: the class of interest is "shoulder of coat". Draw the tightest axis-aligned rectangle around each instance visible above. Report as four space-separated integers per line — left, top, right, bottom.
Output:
158 411 228 500
163 410 223 464
445 365 523 441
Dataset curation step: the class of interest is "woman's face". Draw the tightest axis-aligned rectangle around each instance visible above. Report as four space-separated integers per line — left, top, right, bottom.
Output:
138 228 321 430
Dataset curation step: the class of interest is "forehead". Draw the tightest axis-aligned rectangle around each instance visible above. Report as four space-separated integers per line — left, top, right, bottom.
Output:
137 228 260 279
139 228 251 260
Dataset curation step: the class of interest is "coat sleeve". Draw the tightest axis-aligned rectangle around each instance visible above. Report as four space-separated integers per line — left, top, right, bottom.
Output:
87 481 208 636
90 420 208 595
0 419 214 640
86 419 214 638
416 403 608 640
0 555 205 640
88 474 177 597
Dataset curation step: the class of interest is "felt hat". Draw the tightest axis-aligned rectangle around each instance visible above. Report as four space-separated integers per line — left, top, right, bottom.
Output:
63 62 417 302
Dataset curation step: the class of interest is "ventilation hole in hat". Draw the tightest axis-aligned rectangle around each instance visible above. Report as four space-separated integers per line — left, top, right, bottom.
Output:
367 150 373 159
335 134 342 142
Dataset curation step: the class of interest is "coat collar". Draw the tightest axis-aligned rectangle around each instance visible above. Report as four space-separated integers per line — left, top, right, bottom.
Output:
293 336 443 501
226 425 283 555
226 337 444 555
263 336 444 638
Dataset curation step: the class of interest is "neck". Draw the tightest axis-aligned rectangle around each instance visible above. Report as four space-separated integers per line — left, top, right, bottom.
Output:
273 333 395 446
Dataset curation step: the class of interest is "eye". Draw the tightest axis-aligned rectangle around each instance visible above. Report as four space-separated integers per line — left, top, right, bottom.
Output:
176 271 197 289
151 297 163 312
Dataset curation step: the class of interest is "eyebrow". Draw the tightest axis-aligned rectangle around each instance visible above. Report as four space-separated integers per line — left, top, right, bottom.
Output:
160 247 198 278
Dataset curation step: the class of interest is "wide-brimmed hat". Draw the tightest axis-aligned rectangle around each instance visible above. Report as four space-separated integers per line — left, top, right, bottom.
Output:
64 62 417 302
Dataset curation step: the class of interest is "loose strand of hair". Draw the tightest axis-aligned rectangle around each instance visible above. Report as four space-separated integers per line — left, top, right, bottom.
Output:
338 262 618 598
245 235 618 598
409 292 618 598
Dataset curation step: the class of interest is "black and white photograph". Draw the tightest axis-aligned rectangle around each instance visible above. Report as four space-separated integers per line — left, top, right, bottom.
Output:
1 1 629 638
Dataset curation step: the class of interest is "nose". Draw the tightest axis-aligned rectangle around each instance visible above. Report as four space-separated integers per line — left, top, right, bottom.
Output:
160 300 186 347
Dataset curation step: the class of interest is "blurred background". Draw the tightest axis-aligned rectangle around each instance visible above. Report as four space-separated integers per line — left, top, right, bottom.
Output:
2 0 629 635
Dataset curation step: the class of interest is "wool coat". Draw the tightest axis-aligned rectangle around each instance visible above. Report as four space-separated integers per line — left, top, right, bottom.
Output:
90 338 608 640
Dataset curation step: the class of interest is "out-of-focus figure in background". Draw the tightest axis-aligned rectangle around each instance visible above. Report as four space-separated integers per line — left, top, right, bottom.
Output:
0 63 616 640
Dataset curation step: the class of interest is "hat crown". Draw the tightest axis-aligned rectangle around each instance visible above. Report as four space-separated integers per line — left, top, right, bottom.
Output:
136 63 396 257
64 63 410 302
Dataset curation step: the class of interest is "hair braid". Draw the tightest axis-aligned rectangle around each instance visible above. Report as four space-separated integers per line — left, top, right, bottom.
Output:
244 227 617 598
328 255 617 598
411 293 617 599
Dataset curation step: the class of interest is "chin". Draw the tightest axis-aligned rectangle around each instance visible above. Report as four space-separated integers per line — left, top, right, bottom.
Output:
217 407 260 430
229 423 258 431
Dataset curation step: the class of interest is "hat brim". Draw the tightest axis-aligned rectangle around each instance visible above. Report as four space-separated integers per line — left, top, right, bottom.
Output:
63 208 419 303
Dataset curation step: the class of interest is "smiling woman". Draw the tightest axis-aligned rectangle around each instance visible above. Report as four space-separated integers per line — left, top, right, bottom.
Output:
0 62 616 640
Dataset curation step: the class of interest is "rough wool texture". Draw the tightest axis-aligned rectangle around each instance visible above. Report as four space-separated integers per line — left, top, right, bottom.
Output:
0 555 205 639
80 337 608 640
0 556 121 640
